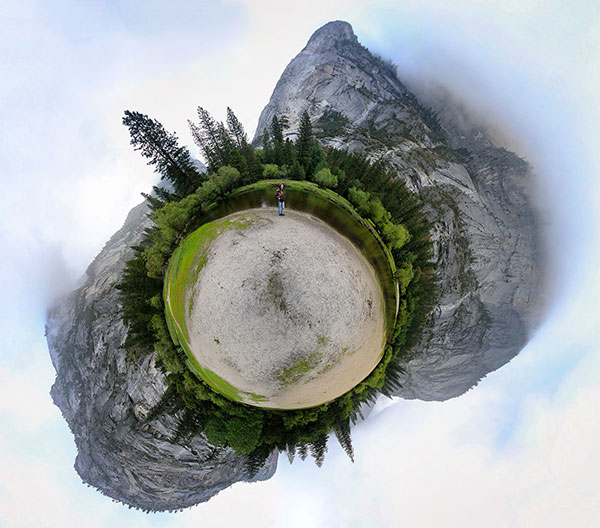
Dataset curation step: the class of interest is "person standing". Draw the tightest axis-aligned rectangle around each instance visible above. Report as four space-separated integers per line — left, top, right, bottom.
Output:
275 183 286 216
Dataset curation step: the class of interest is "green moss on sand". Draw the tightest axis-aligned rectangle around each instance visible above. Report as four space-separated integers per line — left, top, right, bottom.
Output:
164 214 268 402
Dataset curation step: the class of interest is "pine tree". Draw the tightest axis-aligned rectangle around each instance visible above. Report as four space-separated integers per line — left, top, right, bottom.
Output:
284 138 296 167
285 443 296 464
173 408 202 441
261 128 273 164
289 160 305 180
309 433 329 467
141 192 167 212
226 107 248 149
245 445 273 478
297 443 309 461
148 185 180 205
270 116 285 165
271 115 283 143
244 148 263 183
308 144 326 179
379 359 406 397
117 247 163 351
122 110 200 195
217 122 236 163
189 107 229 172
296 110 314 171
334 418 355 462
144 383 179 422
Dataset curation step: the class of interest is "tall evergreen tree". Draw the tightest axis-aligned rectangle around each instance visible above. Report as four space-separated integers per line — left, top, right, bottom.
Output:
225 108 263 181
270 115 284 144
189 107 228 172
270 115 286 165
117 247 163 351
334 419 354 463
309 433 329 467
284 138 296 167
122 110 200 195
148 185 179 205
141 191 169 212
245 444 273 478
296 110 314 170
244 148 263 182
297 443 309 461
226 107 248 149
216 121 237 168
261 128 273 164
144 383 179 423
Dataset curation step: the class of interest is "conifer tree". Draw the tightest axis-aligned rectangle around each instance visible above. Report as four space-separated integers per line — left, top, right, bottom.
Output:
144 383 179 422
244 148 263 182
245 445 272 478
270 115 283 144
270 115 286 165
334 419 354 462
189 107 229 172
308 144 326 179
140 191 168 212
122 110 200 195
284 138 296 167
217 122 235 161
261 128 273 164
309 433 329 467
285 443 296 464
296 110 314 170
117 247 163 350
289 159 305 180
226 107 248 149
297 443 309 461
148 185 179 205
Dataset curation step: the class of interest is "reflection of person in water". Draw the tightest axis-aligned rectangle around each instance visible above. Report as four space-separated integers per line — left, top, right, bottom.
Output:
275 183 286 216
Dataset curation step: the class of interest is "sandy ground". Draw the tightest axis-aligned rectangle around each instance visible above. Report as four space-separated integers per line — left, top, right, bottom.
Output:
186 208 386 409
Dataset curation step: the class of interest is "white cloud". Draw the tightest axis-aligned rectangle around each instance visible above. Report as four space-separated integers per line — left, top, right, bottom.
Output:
0 350 60 433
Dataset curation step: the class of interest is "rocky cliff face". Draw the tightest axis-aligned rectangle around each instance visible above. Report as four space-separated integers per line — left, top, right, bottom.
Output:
46 20 544 511
255 20 544 400
46 199 277 512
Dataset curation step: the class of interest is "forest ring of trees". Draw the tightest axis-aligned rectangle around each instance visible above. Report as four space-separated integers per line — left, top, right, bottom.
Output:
162 179 400 409
118 107 436 469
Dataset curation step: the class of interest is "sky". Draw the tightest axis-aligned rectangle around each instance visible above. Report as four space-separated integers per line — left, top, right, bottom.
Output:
1 0 599 526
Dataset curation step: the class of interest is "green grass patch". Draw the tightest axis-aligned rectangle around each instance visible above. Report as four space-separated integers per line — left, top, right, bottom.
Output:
316 334 329 346
164 214 273 402
164 218 234 342
242 391 268 403
276 349 324 386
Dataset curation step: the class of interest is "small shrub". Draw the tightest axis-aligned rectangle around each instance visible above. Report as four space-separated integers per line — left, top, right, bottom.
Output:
348 187 370 216
314 168 338 189
262 163 287 179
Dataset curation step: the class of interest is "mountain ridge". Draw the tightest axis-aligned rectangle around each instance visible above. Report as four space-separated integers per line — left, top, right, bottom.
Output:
254 20 543 400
